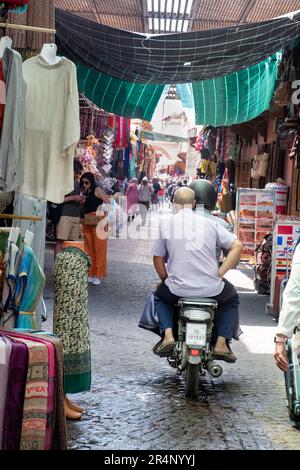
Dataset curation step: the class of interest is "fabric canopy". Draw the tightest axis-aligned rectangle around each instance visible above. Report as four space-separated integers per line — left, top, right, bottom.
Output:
193 53 280 127
176 84 194 109
76 64 164 121
56 8 300 84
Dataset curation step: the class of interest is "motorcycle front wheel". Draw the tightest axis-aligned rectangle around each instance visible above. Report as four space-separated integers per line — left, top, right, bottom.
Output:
185 363 199 398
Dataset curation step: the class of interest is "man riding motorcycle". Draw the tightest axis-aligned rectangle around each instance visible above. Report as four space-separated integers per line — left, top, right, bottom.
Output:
152 186 242 362
189 179 232 263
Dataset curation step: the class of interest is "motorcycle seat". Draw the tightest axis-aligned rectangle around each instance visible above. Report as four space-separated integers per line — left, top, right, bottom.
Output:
178 298 218 308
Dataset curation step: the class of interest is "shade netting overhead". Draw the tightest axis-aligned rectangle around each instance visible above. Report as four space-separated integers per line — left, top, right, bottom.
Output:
76 64 164 121
192 53 281 127
56 8 300 84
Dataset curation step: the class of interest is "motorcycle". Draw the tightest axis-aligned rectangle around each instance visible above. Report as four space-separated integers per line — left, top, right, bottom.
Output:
164 297 223 398
284 328 300 428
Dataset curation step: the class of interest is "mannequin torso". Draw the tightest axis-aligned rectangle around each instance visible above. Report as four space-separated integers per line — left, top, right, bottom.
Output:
0 36 12 58
40 43 62 65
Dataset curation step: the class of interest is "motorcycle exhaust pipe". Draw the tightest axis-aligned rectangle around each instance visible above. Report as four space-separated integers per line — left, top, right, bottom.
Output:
208 363 223 378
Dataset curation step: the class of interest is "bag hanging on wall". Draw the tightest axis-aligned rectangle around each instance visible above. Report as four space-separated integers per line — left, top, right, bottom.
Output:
251 155 260 180
258 153 269 178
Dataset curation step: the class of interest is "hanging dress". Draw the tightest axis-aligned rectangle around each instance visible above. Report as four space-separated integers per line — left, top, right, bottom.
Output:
14 243 45 329
53 246 91 394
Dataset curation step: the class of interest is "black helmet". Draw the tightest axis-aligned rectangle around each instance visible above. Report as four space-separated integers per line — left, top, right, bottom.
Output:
189 179 217 210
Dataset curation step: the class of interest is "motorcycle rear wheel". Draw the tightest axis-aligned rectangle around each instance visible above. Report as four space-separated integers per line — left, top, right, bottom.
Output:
185 363 199 398
284 341 300 428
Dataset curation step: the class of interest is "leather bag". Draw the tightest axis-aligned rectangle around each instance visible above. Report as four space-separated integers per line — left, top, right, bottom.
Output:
138 291 160 336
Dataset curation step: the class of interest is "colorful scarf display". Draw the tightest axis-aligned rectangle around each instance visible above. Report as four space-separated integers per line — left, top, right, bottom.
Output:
0 330 67 450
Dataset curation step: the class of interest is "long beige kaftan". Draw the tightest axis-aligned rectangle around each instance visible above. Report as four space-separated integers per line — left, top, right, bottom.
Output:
20 55 80 203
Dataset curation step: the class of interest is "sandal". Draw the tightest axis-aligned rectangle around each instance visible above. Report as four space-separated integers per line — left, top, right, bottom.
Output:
213 351 237 363
154 340 176 355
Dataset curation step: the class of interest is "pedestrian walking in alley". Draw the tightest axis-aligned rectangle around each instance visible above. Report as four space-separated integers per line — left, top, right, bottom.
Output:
125 177 139 222
138 177 152 226
158 184 165 208
151 177 161 211
80 172 110 286
152 187 242 359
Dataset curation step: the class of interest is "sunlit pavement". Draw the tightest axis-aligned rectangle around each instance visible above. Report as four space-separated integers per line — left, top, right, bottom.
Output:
43 207 300 450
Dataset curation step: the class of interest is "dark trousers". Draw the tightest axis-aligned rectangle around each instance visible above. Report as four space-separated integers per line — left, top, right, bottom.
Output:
155 279 239 344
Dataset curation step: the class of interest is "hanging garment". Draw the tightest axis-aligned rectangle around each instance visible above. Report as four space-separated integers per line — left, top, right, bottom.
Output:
80 108 93 139
124 144 130 176
296 170 300 212
53 247 91 394
0 47 26 192
200 158 209 175
0 59 5 136
6 330 67 450
226 158 236 185
1 240 20 329
0 336 12 449
14 243 46 329
115 116 128 148
1 334 28 450
20 55 80 203
13 193 47 328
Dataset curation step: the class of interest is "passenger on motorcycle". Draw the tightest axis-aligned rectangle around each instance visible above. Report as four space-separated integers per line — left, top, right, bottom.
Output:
152 187 242 362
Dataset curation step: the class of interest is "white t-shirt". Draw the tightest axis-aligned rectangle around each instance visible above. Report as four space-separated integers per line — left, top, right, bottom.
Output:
277 244 300 338
152 208 237 297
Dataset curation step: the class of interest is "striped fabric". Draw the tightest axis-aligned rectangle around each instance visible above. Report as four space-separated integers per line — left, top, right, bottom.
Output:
56 8 300 84
76 64 164 121
193 53 281 127
18 338 49 450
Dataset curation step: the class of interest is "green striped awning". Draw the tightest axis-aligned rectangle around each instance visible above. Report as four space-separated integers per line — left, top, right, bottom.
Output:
76 64 164 121
193 53 281 127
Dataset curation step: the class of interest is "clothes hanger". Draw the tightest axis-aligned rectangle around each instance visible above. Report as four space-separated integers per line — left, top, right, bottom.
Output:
0 35 12 58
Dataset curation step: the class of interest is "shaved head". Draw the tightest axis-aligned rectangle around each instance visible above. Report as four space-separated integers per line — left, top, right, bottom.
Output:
173 187 195 206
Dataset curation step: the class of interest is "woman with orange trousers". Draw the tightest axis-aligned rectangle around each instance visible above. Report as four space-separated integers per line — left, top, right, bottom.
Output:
80 172 110 286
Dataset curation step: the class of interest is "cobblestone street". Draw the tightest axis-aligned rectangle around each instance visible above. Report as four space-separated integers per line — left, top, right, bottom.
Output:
43 210 300 450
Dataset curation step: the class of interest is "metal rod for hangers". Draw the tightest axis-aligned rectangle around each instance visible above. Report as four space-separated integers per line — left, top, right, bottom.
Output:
0 213 42 221
0 23 56 34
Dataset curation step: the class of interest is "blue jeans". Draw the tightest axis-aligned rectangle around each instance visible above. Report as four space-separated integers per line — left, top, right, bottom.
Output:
155 280 239 344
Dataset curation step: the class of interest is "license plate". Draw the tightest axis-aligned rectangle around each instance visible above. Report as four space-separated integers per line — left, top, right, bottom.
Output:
186 323 207 347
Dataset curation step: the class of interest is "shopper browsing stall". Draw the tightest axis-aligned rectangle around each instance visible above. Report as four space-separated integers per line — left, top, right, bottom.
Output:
80 172 110 286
